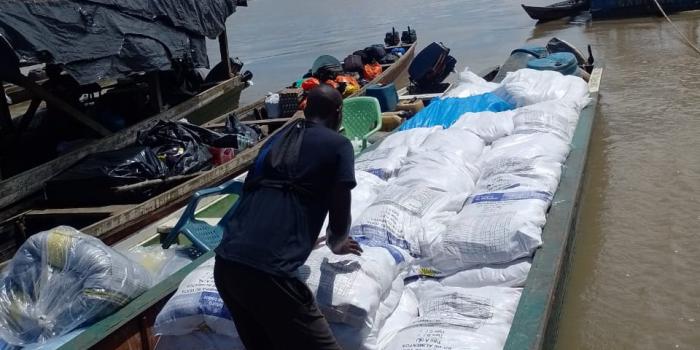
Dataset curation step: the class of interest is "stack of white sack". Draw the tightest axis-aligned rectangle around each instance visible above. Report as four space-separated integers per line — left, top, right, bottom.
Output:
513 99 586 142
394 128 484 194
494 68 590 109
450 110 516 143
350 184 467 257
154 258 245 349
477 133 571 194
355 127 441 179
330 273 406 350
319 170 388 238
443 67 500 99
425 132 572 273
408 258 532 288
383 280 522 350
0 226 152 346
296 245 410 331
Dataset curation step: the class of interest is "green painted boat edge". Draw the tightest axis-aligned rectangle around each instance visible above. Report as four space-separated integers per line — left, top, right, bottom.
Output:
58 251 214 349
503 68 603 350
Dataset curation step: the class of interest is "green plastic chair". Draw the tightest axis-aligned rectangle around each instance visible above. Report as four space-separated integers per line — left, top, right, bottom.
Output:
342 96 382 153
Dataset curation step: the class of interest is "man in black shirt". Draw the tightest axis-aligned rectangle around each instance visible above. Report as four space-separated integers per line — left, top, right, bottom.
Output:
214 84 362 349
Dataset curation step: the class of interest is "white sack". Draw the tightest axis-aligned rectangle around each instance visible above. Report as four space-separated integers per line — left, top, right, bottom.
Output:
443 67 500 98
450 110 516 143
385 283 521 350
418 128 485 163
375 288 419 350
297 245 409 329
374 127 442 152
495 68 590 109
155 258 242 342
513 109 574 142
439 259 532 288
426 190 550 272
395 150 480 194
355 146 409 180
350 185 466 256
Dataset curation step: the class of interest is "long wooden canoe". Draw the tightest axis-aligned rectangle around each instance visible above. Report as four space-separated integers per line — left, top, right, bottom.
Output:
58 64 602 350
0 41 416 264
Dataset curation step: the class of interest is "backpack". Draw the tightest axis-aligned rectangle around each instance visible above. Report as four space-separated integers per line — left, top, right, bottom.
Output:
364 44 387 62
353 50 370 65
408 42 456 88
343 55 364 73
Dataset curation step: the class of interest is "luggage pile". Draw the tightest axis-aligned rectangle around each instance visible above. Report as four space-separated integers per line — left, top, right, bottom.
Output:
155 64 590 349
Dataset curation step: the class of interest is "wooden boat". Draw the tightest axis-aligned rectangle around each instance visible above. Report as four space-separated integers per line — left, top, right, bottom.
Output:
0 41 417 265
45 53 601 350
0 2 251 228
590 0 700 18
522 0 590 22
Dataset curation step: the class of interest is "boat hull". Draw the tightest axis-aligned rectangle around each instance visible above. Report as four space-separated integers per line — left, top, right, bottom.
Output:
522 2 588 22
591 0 700 18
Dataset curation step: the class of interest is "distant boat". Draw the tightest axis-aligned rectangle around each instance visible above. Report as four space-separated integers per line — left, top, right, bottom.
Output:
590 0 700 18
521 0 590 22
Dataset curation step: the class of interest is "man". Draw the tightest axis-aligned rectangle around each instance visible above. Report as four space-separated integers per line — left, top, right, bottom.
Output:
214 84 362 349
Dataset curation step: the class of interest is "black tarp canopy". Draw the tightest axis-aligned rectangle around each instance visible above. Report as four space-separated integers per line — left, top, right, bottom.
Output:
0 0 244 84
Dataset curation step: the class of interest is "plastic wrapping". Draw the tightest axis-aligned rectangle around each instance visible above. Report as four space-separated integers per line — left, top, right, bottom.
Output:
399 94 514 131
137 121 216 176
123 245 192 283
0 226 151 345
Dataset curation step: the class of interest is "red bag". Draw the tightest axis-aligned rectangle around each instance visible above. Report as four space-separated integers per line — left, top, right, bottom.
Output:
209 147 235 165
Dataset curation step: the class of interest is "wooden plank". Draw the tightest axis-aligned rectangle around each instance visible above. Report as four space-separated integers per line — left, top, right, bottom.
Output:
25 205 135 217
0 77 244 212
80 116 300 242
12 75 112 137
503 68 603 350
58 251 215 350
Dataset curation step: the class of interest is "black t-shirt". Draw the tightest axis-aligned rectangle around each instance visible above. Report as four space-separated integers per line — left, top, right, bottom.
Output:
215 122 356 277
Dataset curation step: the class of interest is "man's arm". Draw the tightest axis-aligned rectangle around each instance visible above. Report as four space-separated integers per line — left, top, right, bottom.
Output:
326 184 361 255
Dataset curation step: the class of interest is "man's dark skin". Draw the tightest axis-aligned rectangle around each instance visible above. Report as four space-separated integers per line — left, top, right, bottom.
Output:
305 84 363 256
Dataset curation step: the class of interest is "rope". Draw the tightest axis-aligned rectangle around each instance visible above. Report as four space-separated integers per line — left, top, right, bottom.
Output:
652 0 700 55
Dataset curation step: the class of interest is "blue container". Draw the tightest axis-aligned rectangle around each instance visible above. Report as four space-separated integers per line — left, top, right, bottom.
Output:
527 52 578 76
364 83 398 112
493 45 548 82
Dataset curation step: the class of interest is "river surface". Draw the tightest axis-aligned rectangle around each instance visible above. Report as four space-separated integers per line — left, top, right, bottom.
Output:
209 1 700 348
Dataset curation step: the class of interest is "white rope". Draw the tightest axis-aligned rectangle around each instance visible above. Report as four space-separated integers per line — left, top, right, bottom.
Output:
652 0 700 55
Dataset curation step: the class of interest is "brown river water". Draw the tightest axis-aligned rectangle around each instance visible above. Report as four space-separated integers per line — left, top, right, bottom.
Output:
208 1 700 348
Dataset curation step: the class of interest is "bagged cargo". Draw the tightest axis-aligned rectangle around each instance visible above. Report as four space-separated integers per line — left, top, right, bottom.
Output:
399 94 513 131
330 273 406 350
354 146 409 180
417 128 485 163
350 185 466 256
384 283 522 350
512 109 574 142
443 67 500 98
450 110 516 143
374 126 441 152
374 288 419 350
0 226 151 345
395 150 480 194
495 68 590 108
439 259 532 288
296 245 410 329
154 258 242 344
426 190 551 272
123 245 192 283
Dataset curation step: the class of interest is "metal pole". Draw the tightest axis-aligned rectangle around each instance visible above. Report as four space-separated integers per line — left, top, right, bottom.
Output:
218 31 232 78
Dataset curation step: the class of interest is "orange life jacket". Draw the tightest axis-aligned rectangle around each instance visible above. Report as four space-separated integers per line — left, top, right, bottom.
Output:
363 62 383 81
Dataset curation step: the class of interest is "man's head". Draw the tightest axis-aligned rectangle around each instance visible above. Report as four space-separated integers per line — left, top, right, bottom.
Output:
304 84 343 130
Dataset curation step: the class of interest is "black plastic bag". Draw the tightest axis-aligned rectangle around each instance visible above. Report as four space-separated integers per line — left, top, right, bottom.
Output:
224 114 262 151
45 146 168 204
137 121 214 176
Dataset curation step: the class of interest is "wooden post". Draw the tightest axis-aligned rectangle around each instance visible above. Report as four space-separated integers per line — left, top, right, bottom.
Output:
11 74 112 137
0 83 14 132
218 31 232 78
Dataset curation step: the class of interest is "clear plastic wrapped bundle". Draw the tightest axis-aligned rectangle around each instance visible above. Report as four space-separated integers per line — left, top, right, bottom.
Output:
0 226 151 345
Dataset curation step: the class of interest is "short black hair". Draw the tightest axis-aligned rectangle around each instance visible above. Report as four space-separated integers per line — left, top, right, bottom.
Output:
304 84 343 119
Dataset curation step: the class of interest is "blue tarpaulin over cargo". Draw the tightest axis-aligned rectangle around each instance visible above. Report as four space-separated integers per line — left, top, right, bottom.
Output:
399 94 514 131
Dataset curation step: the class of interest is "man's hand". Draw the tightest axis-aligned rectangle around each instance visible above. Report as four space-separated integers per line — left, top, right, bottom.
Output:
329 237 363 256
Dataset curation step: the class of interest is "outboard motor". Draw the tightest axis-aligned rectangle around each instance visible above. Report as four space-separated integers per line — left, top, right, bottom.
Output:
407 42 456 94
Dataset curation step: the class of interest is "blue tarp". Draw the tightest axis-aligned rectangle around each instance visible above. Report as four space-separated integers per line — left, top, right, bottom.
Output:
398 94 514 131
